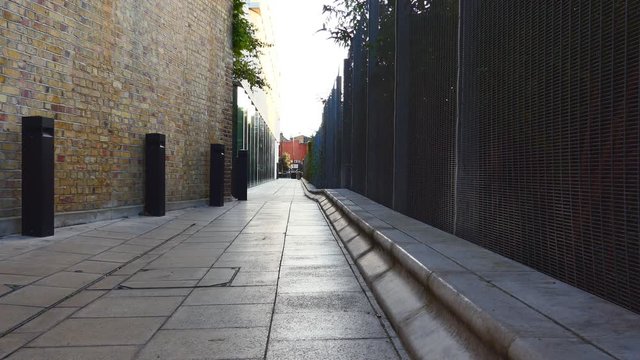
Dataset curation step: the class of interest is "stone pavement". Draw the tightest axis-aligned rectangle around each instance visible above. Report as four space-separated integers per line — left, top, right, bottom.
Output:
0 180 407 359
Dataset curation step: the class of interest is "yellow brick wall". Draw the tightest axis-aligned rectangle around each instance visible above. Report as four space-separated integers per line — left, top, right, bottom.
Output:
0 0 233 218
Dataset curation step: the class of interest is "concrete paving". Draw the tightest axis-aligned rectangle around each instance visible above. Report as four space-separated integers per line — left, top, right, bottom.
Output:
0 180 407 360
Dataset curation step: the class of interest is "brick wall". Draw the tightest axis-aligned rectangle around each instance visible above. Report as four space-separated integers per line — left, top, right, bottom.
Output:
0 0 233 221
279 140 307 163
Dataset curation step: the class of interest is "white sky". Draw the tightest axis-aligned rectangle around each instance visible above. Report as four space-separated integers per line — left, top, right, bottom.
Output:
269 0 347 138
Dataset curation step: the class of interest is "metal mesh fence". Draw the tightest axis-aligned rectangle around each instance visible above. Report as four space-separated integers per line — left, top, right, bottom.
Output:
365 0 395 207
401 0 458 232
314 0 640 314
457 0 640 311
310 76 342 188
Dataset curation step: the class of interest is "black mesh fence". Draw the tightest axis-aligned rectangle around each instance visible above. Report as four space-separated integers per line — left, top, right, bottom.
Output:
457 0 640 311
401 0 458 232
313 0 640 314
310 76 342 189
365 0 395 207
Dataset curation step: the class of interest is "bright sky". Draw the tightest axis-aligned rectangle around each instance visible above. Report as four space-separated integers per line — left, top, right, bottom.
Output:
269 0 347 138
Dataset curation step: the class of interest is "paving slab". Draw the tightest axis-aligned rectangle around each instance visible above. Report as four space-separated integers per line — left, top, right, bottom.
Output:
164 304 273 329
14 307 77 333
0 286 76 307
72 296 183 318
0 305 42 333
0 261 68 277
11 251 89 266
34 271 101 288
275 291 372 313
285 234 336 243
122 280 199 288
0 333 39 359
0 274 40 286
279 265 355 278
105 288 192 297
57 290 106 307
61 236 126 247
109 244 153 254
267 339 400 360
184 286 276 305
82 230 138 240
281 254 349 267
234 233 285 243
31 317 166 346
87 275 128 290
226 243 284 252
146 255 216 269
126 268 208 282
7 346 139 360
124 237 166 247
283 243 343 255
286 225 333 236
66 260 121 274
112 254 159 275
196 267 237 286
90 251 139 263
137 328 269 360
44 241 114 255
278 274 361 294
232 270 279 286
271 311 387 340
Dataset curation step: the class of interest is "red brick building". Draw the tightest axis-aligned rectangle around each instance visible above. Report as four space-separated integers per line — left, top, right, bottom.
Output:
279 135 309 170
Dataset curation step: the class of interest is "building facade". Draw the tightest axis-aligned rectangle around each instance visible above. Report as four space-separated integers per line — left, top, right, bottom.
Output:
232 0 280 188
0 0 234 235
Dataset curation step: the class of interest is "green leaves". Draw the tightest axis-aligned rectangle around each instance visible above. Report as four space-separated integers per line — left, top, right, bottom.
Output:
233 0 270 90
320 0 368 47
278 153 292 172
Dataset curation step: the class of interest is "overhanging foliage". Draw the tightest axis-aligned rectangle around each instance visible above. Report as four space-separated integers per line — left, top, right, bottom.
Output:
232 0 269 89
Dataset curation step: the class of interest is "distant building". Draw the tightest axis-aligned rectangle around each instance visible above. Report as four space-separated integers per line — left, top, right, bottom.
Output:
279 134 309 171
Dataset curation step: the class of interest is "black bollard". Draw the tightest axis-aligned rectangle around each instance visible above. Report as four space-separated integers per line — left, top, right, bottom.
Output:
236 150 248 201
22 116 55 237
210 144 225 206
144 133 166 216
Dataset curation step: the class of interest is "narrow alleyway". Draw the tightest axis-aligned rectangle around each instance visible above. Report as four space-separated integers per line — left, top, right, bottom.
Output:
0 180 405 359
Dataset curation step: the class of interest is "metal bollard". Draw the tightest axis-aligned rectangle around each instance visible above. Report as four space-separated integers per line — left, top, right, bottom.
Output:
144 133 166 216
22 116 55 237
236 150 248 201
210 144 225 206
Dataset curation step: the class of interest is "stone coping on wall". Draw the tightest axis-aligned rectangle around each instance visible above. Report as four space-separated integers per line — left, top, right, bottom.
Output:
301 178 639 360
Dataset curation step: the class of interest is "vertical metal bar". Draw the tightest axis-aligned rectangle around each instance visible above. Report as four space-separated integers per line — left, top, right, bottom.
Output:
393 0 409 213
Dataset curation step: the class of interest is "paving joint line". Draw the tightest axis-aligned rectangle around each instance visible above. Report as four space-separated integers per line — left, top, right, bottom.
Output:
0 212 194 298
130 199 272 359
0 222 200 359
1 202 243 358
262 183 294 359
